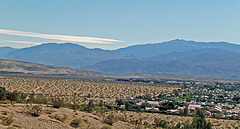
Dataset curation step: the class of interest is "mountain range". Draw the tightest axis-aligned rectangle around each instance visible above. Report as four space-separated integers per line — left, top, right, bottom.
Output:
1 39 240 79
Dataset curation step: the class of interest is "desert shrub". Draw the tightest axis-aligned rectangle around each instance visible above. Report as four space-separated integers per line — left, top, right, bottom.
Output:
52 98 65 108
143 121 152 128
70 119 82 128
7 91 19 101
101 125 112 129
8 91 26 102
85 100 94 112
0 87 7 101
45 109 55 114
78 104 87 111
0 87 26 103
52 114 68 122
32 95 48 104
71 103 80 110
65 102 80 110
1 100 11 104
1 112 14 125
154 118 168 128
103 113 118 125
30 105 42 117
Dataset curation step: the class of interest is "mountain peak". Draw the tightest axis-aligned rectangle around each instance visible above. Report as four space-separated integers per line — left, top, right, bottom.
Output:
170 39 186 42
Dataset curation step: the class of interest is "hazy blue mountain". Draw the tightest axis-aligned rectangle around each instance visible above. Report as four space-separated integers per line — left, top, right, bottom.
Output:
146 48 229 61
91 49 240 79
2 39 240 79
1 43 122 69
113 39 240 58
0 47 15 56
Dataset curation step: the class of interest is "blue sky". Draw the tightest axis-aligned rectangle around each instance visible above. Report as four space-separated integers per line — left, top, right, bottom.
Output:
0 0 239 49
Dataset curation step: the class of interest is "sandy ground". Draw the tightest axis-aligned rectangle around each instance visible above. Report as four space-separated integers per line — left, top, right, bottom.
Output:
0 104 136 129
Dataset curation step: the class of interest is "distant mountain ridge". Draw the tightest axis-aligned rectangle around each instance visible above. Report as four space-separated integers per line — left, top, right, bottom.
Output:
0 58 110 78
1 39 240 79
113 39 240 58
92 48 240 78
1 43 120 68
0 47 16 55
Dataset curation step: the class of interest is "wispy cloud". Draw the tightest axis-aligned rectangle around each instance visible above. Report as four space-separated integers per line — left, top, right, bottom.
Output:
0 29 122 44
3 40 42 45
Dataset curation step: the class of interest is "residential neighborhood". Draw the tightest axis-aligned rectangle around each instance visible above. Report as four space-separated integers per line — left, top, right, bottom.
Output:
116 82 240 120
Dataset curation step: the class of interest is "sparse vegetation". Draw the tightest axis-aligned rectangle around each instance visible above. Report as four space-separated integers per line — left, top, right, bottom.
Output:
0 75 239 128
52 98 65 108
30 105 42 117
1 112 14 125
103 113 118 126
51 114 68 122
85 100 94 112
29 94 48 104
0 75 175 105
70 119 82 128
154 118 168 128
0 87 26 102
101 125 112 129
45 109 55 114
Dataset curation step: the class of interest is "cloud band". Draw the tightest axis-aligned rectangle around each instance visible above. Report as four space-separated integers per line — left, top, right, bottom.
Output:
0 29 122 44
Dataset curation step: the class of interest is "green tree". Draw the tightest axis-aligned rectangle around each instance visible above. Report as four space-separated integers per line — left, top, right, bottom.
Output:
85 100 94 112
192 109 212 129
143 94 152 101
183 106 189 116
140 102 151 109
116 99 124 107
125 101 131 110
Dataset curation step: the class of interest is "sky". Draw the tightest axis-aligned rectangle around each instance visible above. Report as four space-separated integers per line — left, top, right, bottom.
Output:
0 0 239 50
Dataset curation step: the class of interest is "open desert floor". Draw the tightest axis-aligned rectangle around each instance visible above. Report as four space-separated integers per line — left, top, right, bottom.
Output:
0 75 177 104
0 75 239 128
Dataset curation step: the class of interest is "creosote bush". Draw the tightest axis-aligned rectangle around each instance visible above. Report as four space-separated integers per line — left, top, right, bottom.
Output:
51 114 68 122
28 94 48 104
103 113 118 126
70 119 82 128
45 109 55 114
52 98 65 108
154 118 168 128
30 105 42 117
0 87 26 102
